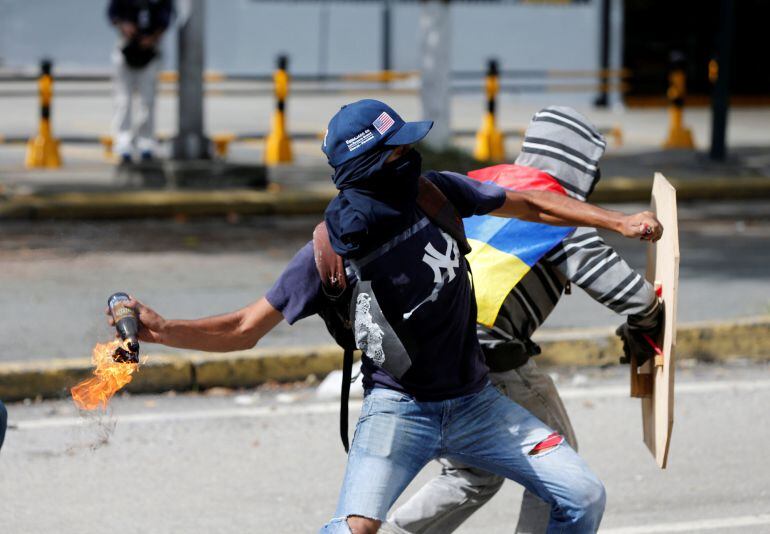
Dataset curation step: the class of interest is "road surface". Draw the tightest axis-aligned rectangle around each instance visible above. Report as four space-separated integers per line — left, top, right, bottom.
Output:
1 361 769 533
0 200 767 362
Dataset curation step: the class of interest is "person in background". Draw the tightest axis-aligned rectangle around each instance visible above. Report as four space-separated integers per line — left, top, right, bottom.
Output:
108 0 173 163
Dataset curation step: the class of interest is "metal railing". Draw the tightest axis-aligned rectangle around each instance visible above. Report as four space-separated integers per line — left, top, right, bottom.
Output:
0 56 628 165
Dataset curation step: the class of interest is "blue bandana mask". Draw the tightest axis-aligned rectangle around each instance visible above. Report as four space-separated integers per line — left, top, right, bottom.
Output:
325 148 423 258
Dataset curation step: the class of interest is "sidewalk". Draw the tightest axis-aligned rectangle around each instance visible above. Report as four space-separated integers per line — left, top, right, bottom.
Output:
1 144 769 219
3 91 770 217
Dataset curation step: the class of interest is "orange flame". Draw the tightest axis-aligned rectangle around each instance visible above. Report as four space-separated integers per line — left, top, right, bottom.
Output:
71 341 140 410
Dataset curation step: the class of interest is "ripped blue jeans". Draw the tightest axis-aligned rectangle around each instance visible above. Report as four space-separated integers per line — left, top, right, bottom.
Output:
320 382 605 533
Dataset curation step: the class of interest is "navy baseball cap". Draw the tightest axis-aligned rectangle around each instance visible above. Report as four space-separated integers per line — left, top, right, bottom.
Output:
322 99 433 167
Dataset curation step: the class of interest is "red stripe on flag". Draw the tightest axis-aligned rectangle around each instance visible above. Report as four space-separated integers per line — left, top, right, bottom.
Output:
468 164 566 195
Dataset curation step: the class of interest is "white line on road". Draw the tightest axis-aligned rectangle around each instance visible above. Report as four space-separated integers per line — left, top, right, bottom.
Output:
560 378 770 399
601 513 770 533
14 400 354 430
12 379 770 431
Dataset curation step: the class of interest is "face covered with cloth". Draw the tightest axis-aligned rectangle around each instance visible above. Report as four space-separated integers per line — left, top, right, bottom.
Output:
322 99 434 259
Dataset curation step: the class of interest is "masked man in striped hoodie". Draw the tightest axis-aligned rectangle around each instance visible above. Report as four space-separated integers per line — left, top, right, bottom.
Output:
384 106 663 534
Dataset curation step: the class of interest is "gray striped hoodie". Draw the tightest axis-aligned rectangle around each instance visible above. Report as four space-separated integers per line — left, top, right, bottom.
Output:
477 106 661 358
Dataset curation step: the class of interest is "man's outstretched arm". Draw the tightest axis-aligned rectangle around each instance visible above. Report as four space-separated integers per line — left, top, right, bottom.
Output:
546 227 661 323
492 189 662 241
107 297 284 352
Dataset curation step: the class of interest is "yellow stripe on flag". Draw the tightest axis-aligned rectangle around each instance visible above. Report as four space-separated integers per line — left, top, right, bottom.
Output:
467 238 532 327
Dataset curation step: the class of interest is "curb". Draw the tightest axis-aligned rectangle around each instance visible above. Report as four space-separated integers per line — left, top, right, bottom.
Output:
1 176 769 220
189 345 345 389
531 315 770 366
589 176 770 203
0 186 337 219
1 316 768 402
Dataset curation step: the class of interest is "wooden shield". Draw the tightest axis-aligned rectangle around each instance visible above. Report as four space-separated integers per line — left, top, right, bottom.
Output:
629 173 679 469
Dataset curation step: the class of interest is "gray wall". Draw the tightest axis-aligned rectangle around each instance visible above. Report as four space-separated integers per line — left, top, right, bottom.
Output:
0 0 120 71
0 0 601 75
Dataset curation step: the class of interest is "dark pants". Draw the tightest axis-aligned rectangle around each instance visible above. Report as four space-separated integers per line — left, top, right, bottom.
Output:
0 400 7 450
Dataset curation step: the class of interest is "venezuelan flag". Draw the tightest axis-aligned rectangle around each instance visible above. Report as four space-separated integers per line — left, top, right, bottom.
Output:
465 164 575 327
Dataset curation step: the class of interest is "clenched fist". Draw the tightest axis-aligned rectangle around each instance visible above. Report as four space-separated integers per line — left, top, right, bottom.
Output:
621 211 663 241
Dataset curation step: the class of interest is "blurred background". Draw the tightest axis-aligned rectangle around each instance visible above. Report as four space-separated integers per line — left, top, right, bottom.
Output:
1 1 769 533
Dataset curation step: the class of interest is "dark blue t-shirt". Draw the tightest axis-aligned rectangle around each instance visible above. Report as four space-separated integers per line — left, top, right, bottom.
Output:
266 171 506 400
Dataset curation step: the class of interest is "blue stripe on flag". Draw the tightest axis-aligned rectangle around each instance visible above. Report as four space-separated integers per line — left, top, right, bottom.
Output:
465 215 574 266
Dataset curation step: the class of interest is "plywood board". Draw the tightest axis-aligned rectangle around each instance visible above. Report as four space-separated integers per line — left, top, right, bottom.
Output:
639 173 680 468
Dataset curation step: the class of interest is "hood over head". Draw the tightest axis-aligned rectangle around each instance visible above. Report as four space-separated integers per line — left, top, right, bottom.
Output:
514 106 606 200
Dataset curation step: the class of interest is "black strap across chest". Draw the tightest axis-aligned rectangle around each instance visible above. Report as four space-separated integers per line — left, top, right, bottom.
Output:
312 175 470 452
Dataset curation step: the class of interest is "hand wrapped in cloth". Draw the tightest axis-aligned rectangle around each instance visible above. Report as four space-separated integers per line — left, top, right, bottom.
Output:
617 305 664 366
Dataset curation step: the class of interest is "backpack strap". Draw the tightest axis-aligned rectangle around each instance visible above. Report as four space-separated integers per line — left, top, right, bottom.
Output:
338 347 354 453
416 176 472 255
313 222 347 298
313 221 354 453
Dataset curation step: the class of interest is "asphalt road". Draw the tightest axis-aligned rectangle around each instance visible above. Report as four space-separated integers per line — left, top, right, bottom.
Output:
0 200 767 362
2 361 769 533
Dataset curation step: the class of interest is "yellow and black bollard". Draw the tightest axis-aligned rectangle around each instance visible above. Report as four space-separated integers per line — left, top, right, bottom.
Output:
663 52 694 149
25 59 61 168
474 59 505 162
265 54 293 165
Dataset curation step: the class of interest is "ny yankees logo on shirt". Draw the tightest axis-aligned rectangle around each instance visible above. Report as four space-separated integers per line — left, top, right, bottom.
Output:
404 231 461 319
423 231 460 284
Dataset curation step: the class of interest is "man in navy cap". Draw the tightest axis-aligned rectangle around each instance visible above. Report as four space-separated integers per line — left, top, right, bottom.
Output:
111 100 661 533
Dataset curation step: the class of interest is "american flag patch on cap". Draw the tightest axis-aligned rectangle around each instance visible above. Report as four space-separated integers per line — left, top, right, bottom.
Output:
372 111 395 135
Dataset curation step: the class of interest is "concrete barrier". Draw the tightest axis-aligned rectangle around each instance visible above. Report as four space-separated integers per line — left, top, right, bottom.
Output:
1 316 768 402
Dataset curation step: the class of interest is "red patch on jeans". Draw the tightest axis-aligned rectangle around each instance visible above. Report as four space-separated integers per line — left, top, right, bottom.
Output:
529 432 564 455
